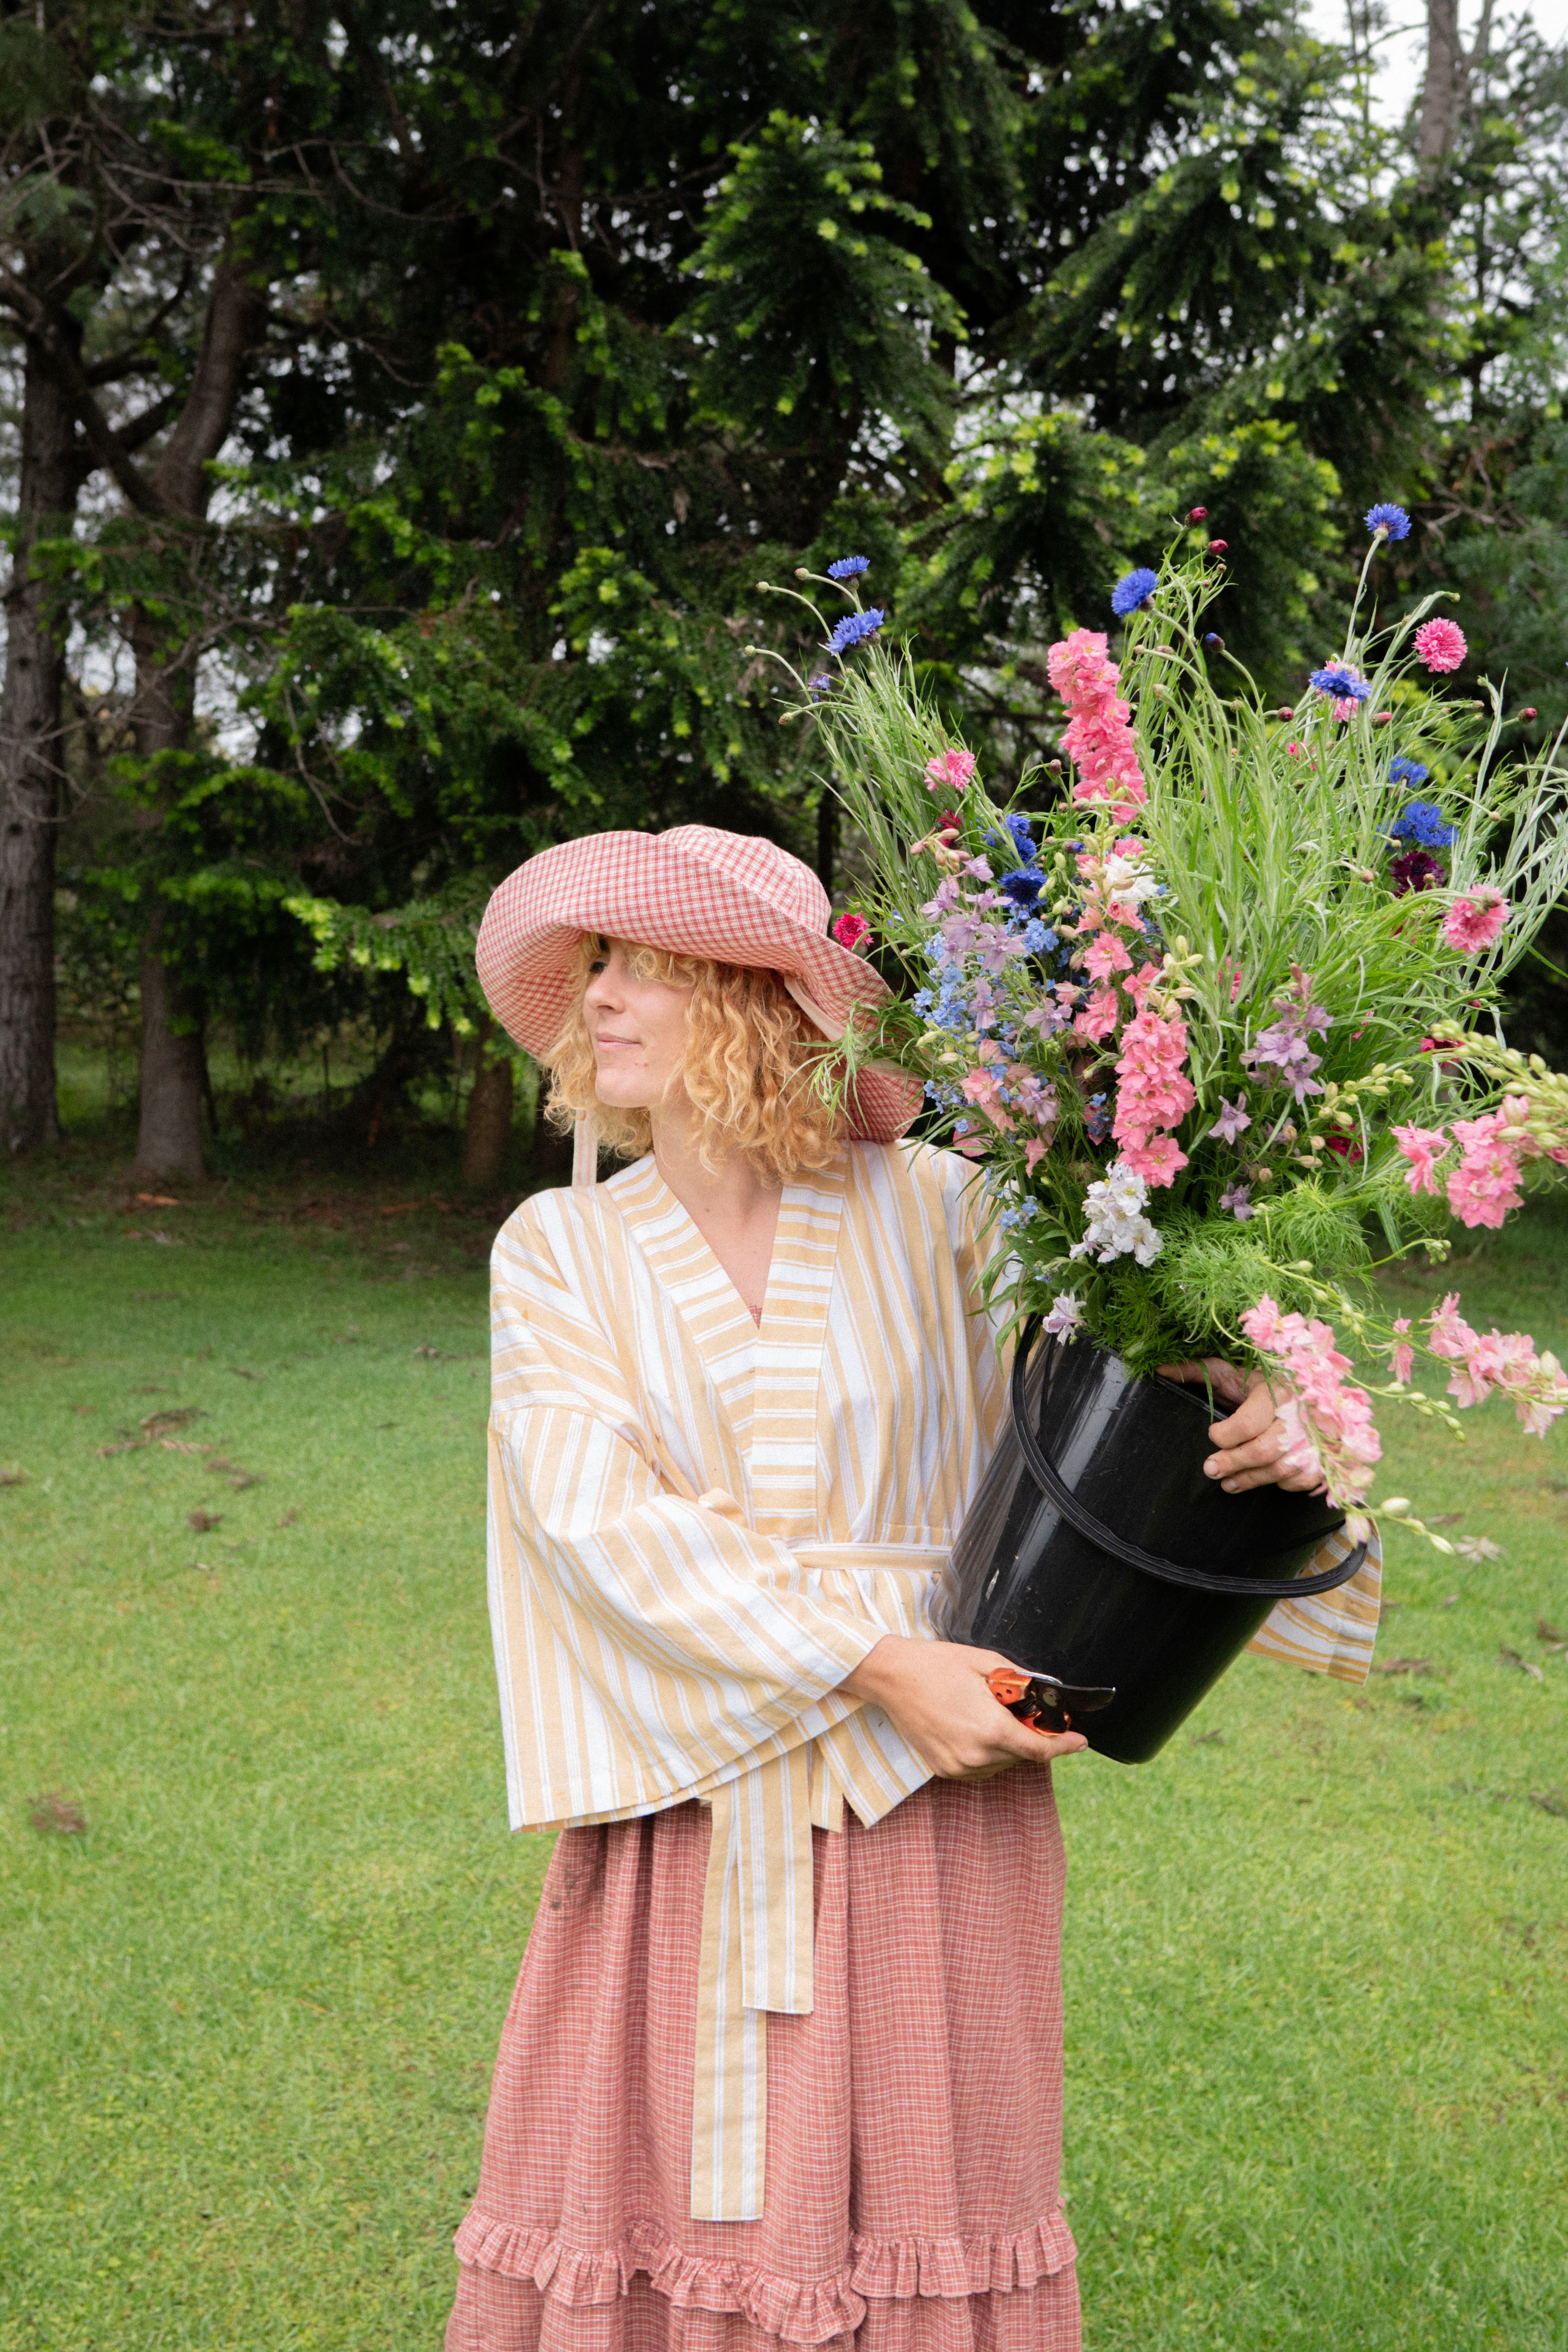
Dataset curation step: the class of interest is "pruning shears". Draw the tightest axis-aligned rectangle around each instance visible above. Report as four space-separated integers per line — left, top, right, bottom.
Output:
987 1665 1116 1734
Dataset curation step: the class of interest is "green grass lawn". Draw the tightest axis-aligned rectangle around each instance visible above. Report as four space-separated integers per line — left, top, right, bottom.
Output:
2 1149 1566 2351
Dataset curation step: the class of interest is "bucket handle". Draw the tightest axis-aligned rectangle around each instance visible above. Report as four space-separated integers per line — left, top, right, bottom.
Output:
1010 1320 1368 1600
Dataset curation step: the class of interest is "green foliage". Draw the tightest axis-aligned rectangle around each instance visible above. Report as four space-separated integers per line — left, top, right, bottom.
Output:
685 115 963 470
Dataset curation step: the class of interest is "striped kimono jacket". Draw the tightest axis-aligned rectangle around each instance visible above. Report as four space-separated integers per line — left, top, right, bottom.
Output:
484 1139 1381 2223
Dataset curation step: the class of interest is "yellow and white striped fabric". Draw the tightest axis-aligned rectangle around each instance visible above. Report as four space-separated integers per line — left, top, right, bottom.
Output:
483 1139 1381 2223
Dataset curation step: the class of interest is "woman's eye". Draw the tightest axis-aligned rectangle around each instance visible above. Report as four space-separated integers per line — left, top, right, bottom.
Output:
587 957 608 975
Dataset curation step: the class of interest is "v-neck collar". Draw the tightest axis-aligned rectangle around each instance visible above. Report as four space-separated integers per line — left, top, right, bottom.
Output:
606 1150 850 1536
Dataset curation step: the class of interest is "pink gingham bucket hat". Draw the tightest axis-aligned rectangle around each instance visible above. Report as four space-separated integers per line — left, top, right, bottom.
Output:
475 825 921 1145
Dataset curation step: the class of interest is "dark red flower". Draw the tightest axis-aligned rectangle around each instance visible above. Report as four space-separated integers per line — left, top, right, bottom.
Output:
1189 506 1209 520
1390 847 1445 897
1208 538 1228 552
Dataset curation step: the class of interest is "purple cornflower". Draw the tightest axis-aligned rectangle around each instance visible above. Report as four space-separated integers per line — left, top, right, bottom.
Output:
1220 1181 1255 1220
827 555 870 579
827 607 886 654
1390 847 1445 896
1111 567 1158 617
808 672 832 701
1365 503 1411 541
1208 1094 1252 1146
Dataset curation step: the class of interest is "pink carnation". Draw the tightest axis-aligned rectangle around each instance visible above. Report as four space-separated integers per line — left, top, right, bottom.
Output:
924 747 977 795
831 912 871 953
1413 618 1467 673
1391 1122 1451 1196
1442 889 1509 954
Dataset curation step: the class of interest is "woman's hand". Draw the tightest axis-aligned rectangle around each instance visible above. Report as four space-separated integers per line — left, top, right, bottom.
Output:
1156 1358 1325 1495
839 1636 1087 1779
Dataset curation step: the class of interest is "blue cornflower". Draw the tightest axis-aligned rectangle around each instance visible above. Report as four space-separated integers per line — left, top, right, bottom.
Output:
1388 799 1458 849
1111 567 1159 617
827 607 885 654
827 555 870 579
999 867 1044 909
1388 754 1430 788
808 672 832 701
987 813 1037 859
1365 503 1411 541
1308 664 1373 702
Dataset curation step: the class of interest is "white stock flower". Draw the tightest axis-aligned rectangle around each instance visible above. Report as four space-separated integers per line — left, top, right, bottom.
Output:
1068 1159 1164 1267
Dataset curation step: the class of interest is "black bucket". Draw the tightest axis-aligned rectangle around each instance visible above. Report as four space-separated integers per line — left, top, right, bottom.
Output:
942 1322 1367 1762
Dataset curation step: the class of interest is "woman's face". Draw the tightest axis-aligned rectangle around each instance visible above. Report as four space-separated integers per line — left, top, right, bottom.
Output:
582 938 694 1111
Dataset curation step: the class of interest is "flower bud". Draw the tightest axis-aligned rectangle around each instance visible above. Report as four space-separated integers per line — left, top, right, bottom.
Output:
1382 1496 1412 1515
1208 538 1228 553
1189 506 1208 520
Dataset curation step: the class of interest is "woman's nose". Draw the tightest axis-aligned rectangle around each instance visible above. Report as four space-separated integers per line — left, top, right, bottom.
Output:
585 963 622 1011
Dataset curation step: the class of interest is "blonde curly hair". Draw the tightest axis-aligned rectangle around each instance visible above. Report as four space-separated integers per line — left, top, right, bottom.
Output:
542 937 844 1182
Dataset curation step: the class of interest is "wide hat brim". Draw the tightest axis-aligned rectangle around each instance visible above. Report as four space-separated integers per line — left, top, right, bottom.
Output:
475 827 923 1146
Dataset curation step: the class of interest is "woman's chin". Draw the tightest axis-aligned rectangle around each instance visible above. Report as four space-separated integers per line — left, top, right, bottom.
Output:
593 1074 657 1111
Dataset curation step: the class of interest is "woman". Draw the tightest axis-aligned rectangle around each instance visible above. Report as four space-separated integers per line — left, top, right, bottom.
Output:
447 824 1354 2352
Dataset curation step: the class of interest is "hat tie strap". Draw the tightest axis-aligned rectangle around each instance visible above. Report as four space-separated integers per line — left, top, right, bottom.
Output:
572 1111 599 1189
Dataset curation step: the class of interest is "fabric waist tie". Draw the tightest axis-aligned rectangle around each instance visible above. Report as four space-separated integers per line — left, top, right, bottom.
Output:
689 1539 950 2223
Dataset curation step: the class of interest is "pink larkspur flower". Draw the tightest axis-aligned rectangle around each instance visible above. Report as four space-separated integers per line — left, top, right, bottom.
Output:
1047 627 1149 819
1414 618 1467 673
1392 1122 1451 1196
1025 1137 1050 1173
925 747 977 795
1390 1319 1414 1386
1074 986 1121 1043
1445 1106 1524 1228
1112 1008 1196 1155
1442 889 1509 954
1240 1297 1382 1512
1118 1134 1189 1188
1084 932 1134 981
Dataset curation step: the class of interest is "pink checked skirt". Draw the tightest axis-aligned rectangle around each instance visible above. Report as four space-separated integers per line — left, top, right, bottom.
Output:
447 1770 1079 2352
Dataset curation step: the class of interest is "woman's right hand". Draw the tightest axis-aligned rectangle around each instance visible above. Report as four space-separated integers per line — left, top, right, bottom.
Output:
839 1635 1088 1779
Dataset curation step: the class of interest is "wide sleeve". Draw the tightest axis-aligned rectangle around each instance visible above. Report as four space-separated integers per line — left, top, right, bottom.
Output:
485 1199 885 1827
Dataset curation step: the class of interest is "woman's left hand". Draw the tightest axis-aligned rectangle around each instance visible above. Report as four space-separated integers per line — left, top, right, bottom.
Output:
1155 1358 1324 1495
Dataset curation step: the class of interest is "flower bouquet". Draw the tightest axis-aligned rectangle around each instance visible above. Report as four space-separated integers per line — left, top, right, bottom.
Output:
754 519 1568 1753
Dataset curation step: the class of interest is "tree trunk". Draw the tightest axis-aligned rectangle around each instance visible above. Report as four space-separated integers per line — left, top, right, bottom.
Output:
134 945 206 1183
1417 0 1466 160
130 259 265 1180
0 347 83 1153
130 622 206 1177
462 1035 515 1187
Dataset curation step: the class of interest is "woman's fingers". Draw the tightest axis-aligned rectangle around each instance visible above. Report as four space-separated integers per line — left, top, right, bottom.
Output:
1156 1356 1249 1407
843 1637 1089 1779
